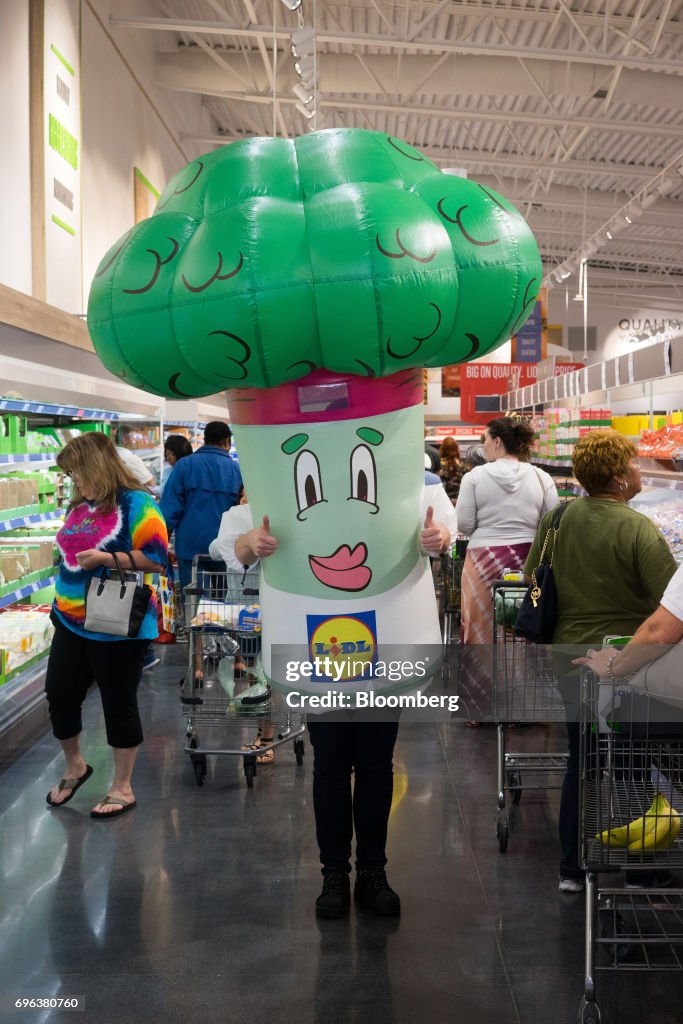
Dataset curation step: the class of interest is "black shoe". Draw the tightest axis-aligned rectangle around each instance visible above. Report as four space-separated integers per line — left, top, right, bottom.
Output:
354 868 401 916
315 870 351 919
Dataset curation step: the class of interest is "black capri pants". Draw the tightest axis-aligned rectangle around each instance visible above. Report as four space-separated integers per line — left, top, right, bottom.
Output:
45 619 147 748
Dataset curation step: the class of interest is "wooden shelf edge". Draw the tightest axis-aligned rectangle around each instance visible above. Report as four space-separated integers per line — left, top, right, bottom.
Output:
0 283 94 354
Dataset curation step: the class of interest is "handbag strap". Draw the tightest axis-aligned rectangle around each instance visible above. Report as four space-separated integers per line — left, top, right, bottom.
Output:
533 467 546 517
539 501 569 567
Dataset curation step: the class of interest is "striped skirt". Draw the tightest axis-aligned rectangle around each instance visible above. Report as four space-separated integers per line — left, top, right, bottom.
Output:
459 543 531 721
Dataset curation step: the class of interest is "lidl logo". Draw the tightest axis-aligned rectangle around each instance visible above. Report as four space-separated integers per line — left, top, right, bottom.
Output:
307 610 377 682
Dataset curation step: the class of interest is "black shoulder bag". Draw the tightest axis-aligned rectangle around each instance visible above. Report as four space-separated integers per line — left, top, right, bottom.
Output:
514 502 569 644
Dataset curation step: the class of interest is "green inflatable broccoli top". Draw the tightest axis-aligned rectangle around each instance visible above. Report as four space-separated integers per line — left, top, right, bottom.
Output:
87 129 541 398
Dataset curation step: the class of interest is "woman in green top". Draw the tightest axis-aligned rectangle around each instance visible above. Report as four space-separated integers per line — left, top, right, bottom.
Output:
524 429 676 892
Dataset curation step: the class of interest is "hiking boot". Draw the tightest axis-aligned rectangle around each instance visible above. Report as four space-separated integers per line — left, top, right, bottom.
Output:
315 870 350 919
354 868 401 916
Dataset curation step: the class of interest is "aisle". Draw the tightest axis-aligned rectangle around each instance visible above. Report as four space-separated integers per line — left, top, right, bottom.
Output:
0 648 679 1024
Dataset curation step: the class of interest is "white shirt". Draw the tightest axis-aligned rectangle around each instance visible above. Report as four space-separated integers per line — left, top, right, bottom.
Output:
661 563 683 623
456 460 560 547
117 446 154 486
209 504 255 571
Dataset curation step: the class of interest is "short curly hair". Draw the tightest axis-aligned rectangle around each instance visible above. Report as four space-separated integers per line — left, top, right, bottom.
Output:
572 429 637 496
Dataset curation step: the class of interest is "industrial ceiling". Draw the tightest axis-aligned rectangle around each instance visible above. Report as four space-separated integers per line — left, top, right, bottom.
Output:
108 0 683 313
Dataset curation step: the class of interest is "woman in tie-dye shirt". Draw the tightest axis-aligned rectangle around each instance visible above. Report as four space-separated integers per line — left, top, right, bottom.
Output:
45 433 168 820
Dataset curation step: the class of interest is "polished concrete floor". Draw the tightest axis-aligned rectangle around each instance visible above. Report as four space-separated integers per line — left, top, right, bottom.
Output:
1 647 682 1024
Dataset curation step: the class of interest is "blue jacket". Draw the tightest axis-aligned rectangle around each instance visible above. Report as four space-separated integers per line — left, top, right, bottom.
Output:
160 446 242 560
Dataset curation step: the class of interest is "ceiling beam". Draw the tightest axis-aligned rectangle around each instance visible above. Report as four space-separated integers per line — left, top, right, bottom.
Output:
179 129 672 181
384 0 683 37
111 15 683 74
158 86 683 141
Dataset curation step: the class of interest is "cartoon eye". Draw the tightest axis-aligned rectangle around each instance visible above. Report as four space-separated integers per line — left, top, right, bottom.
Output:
295 450 324 515
350 444 377 505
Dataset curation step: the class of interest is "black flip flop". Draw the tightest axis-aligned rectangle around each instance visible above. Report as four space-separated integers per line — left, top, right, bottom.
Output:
46 764 94 807
90 796 137 820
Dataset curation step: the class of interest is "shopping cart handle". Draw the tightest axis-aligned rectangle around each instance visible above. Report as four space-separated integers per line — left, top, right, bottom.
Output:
180 695 204 706
243 588 259 596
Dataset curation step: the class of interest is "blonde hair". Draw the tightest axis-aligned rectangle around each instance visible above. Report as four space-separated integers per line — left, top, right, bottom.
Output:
57 432 145 512
572 429 637 496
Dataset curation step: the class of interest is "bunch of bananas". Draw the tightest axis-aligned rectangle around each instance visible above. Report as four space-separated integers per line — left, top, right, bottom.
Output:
597 791 681 853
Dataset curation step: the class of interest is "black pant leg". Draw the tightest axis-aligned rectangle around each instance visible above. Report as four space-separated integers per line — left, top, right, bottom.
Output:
559 720 582 879
352 721 400 869
44 623 94 741
86 639 147 748
307 720 355 872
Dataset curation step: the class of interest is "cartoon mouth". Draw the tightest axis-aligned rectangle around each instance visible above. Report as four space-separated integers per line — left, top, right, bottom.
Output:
308 544 372 592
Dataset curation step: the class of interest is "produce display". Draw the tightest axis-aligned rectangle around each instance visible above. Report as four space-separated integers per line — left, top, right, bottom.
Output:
597 791 681 853
638 422 683 460
631 496 683 562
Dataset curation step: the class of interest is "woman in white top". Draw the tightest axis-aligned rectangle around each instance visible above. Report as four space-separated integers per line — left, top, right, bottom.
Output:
457 417 560 723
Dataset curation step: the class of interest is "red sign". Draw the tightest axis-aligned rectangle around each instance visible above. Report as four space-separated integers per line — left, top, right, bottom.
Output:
459 362 583 424
428 426 482 440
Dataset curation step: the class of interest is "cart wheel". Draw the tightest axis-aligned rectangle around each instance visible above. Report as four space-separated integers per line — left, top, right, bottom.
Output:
507 772 522 805
496 814 509 853
244 758 256 788
294 738 305 766
578 997 601 1023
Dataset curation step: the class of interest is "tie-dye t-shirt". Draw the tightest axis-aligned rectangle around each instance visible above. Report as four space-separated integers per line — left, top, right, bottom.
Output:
54 489 168 641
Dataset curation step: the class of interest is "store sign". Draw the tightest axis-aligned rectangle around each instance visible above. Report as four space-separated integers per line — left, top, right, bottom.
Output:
460 362 584 424
618 317 683 345
441 365 461 397
428 426 482 440
43 0 81 312
513 300 543 362
512 287 548 363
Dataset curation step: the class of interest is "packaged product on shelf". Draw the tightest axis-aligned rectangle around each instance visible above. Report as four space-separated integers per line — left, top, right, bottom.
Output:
0 606 55 682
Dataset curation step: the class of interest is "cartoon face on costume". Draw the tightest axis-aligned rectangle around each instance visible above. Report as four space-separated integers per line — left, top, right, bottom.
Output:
232 405 424 601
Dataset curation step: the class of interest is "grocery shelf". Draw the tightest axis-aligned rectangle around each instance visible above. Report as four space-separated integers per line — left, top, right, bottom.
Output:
1 648 50 688
0 571 58 610
0 507 62 534
0 454 58 466
640 472 683 491
0 397 119 420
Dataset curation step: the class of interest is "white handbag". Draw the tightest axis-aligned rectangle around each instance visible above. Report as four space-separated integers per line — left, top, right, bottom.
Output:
84 552 153 638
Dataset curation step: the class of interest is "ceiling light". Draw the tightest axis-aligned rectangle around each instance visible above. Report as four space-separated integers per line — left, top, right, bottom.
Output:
280 0 303 10
294 55 315 77
629 200 643 217
295 101 315 119
624 214 632 224
655 178 674 195
291 26 315 57
293 82 314 104
605 229 613 240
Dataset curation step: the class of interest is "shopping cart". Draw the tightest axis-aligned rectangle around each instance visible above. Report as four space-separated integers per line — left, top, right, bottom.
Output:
579 671 683 1024
440 538 467 651
180 556 305 788
492 581 568 853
